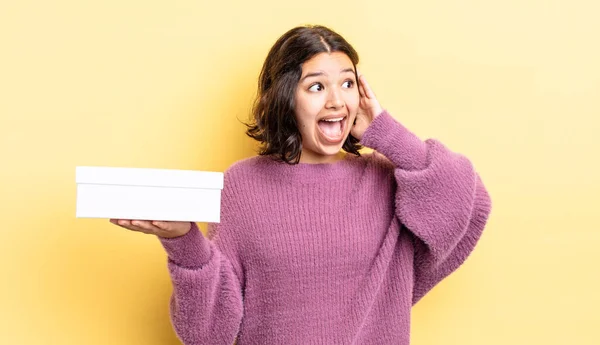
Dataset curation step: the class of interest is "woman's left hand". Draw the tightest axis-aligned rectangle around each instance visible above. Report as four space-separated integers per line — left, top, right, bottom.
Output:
351 74 384 141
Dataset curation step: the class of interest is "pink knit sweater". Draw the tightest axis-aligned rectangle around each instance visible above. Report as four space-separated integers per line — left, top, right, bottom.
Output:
159 111 492 344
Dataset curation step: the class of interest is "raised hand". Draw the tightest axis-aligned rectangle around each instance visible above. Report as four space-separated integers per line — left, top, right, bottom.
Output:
351 74 384 141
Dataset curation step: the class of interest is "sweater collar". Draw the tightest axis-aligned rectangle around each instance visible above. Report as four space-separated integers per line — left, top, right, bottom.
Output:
253 153 364 183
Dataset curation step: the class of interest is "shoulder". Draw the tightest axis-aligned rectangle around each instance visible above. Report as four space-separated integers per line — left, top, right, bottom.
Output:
360 150 395 175
220 155 280 195
224 155 271 181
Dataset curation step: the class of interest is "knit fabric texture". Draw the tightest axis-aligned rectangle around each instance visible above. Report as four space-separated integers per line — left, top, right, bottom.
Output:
159 111 492 345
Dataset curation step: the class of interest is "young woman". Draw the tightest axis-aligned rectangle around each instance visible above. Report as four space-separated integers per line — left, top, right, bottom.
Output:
111 25 492 345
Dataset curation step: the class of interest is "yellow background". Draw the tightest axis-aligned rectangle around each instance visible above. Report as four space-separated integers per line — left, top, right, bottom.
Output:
1 0 598 344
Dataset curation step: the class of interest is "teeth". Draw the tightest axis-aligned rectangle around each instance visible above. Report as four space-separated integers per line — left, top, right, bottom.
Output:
322 117 344 122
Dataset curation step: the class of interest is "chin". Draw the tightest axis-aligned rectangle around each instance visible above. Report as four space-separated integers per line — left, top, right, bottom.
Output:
302 134 350 163
318 141 346 156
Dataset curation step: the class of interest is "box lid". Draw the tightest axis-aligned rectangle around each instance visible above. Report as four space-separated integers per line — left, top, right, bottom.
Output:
76 166 224 189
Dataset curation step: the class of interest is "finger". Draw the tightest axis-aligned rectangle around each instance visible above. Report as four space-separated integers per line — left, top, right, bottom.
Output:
360 75 370 99
152 221 176 231
359 75 369 97
152 221 167 229
115 219 134 229
360 75 373 98
354 68 364 97
358 79 366 98
360 75 376 99
110 219 130 230
357 80 365 98
131 220 162 233
116 219 150 233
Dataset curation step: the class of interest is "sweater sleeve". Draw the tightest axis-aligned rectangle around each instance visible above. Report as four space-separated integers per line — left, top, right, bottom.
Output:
360 110 492 305
157 172 244 344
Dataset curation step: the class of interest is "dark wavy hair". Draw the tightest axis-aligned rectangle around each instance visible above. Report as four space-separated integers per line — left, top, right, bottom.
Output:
245 25 361 164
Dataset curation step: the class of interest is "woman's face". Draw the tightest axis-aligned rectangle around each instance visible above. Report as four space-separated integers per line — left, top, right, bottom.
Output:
294 52 359 164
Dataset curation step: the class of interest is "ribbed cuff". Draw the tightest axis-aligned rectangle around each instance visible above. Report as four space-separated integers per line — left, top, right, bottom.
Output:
360 110 429 171
158 222 213 268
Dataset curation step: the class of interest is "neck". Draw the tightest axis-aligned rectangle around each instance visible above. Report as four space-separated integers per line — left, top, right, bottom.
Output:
298 151 347 164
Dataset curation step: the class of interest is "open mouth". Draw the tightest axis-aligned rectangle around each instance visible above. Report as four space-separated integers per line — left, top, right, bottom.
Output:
317 116 347 144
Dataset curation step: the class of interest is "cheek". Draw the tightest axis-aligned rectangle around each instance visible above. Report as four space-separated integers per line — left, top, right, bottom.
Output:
295 94 322 124
345 93 360 112
294 104 313 132
293 96 307 126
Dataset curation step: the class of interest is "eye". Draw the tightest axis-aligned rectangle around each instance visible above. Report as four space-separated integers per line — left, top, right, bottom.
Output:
308 83 324 92
342 80 355 88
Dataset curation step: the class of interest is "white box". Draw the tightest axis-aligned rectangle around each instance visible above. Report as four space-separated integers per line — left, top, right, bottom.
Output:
76 166 224 222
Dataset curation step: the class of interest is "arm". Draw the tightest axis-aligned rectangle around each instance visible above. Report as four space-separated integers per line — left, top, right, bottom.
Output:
158 174 244 344
361 111 492 305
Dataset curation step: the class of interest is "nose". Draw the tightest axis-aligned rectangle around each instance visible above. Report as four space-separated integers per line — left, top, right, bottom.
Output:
325 88 345 109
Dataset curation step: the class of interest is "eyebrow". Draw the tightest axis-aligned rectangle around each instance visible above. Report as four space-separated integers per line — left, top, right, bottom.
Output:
300 68 356 82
